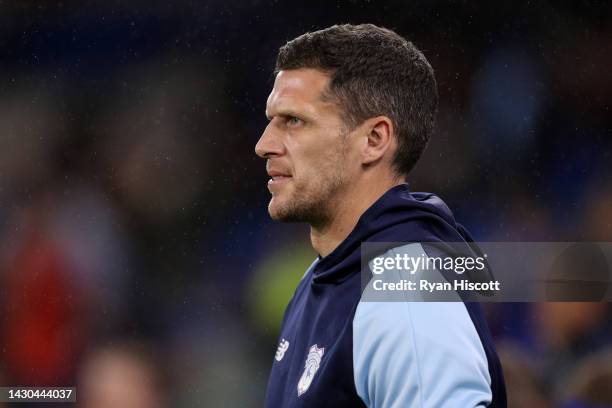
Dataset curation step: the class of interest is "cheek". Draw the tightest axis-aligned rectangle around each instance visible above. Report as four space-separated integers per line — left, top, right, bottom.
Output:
294 148 337 181
288 129 350 178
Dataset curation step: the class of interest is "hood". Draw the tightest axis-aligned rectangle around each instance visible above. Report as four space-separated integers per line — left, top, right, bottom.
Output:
313 184 489 284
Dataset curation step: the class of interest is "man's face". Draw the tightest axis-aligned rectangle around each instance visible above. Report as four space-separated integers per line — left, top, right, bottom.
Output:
255 68 357 224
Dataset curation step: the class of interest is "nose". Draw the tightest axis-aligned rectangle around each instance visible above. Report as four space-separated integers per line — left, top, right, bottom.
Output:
255 121 284 159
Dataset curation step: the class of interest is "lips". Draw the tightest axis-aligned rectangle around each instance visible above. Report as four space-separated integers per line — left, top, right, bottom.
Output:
270 175 291 181
266 166 292 178
267 168 292 187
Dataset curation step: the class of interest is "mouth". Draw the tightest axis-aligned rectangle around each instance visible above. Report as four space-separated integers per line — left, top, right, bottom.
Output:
267 170 292 188
268 175 292 186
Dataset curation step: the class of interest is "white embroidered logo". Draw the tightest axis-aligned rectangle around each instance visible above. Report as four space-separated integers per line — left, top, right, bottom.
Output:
275 338 290 362
297 344 324 396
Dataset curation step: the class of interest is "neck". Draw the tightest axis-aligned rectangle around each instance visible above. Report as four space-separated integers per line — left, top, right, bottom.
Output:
310 175 405 257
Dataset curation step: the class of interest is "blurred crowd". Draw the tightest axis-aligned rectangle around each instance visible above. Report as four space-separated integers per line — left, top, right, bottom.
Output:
0 1 610 407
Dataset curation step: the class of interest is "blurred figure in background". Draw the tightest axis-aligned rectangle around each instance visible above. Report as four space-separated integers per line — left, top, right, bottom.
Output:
536 303 612 393
78 340 168 408
495 343 551 408
1 204 86 386
560 347 612 408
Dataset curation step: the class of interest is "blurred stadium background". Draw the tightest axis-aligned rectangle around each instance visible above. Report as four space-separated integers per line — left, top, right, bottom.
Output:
0 1 610 407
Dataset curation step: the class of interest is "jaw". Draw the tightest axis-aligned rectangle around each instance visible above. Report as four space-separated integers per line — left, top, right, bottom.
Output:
267 181 317 223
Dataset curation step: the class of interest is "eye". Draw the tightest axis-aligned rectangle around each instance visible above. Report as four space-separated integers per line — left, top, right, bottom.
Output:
286 116 304 127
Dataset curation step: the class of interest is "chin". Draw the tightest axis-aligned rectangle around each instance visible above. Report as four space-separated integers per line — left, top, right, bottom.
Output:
268 198 292 221
268 196 285 219
268 196 308 223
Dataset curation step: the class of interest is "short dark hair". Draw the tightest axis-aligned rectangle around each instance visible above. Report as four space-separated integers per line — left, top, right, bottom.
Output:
275 24 438 176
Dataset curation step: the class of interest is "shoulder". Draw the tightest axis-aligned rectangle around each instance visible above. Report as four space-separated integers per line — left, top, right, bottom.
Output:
352 243 493 408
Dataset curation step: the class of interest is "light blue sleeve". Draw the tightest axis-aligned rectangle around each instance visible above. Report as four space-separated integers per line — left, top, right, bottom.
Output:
353 244 492 408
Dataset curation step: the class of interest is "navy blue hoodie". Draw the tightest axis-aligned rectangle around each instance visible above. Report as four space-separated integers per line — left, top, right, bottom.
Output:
265 184 506 407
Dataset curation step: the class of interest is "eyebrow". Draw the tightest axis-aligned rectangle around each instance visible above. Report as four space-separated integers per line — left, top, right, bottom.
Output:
265 108 310 121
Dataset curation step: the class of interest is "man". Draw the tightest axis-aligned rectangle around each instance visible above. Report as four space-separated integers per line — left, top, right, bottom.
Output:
255 24 506 407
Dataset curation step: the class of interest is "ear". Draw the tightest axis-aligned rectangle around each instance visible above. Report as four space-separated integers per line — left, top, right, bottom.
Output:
361 116 395 165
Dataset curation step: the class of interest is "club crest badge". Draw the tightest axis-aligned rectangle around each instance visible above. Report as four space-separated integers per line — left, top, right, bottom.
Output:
275 338 290 362
297 344 324 396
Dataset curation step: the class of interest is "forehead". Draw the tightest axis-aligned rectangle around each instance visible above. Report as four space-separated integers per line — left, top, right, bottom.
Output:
266 68 336 116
